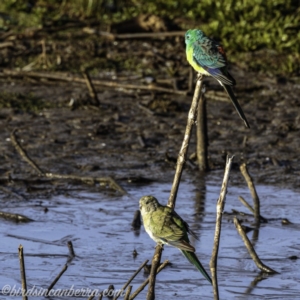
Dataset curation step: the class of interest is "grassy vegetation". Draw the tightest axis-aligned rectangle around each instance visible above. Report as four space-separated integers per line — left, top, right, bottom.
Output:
0 0 299 74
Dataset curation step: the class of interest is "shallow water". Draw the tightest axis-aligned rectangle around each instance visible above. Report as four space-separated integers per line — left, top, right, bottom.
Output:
0 172 299 299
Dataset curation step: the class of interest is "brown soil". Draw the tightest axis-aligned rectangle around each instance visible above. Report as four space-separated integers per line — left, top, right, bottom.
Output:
0 27 299 200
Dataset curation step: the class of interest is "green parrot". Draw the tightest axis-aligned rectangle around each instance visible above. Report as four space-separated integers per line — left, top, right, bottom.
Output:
139 195 212 283
185 28 250 128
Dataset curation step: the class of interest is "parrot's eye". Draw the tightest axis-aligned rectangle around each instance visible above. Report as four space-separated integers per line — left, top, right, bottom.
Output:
186 35 190 39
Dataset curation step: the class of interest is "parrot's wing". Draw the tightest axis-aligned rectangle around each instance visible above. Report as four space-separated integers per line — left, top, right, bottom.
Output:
149 208 195 252
192 40 235 85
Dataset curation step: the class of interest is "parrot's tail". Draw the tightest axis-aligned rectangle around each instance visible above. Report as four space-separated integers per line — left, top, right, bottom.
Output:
181 250 212 284
220 83 250 128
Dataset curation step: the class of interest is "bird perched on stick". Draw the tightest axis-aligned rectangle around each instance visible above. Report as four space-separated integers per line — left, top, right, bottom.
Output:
139 195 212 283
185 28 250 128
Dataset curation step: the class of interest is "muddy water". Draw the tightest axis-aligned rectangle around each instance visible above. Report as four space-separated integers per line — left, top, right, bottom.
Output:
0 172 299 299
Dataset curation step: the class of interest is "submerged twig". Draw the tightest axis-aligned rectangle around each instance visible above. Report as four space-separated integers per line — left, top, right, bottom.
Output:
238 196 268 223
18 245 28 300
233 217 277 274
113 259 149 300
10 130 126 194
45 264 68 296
67 241 75 257
240 163 260 224
66 241 76 264
210 156 234 300
0 211 33 222
238 196 254 214
129 260 169 300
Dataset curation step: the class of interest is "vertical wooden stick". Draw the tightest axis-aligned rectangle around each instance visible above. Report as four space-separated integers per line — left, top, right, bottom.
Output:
83 71 101 105
196 87 208 171
210 156 234 300
146 245 163 300
146 76 204 299
167 77 204 209
18 245 28 300
146 77 204 299
67 241 75 257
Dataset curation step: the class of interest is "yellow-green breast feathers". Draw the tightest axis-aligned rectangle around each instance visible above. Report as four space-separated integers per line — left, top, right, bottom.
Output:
186 45 210 75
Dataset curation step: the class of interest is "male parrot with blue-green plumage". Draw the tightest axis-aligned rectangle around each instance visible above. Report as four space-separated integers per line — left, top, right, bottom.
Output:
185 29 250 128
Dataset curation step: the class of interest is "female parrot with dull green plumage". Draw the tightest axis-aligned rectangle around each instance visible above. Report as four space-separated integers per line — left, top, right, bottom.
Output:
139 195 212 284
185 29 250 128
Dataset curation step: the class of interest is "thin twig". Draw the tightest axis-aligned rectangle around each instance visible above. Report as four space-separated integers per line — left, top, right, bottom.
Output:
45 264 68 296
83 29 185 39
104 31 186 39
2 69 187 95
11 129 44 175
45 173 126 194
0 186 26 201
83 71 101 105
10 130 126 194
233 217 277 274
196 85 208 171
146 245 163 300
129 260 169 300
124 286 132 300
167 76 204 209
18 245 28 300
210 156 234 300
113 259 149 300
238 196 268 223
240 163 260 224
238 196 255 214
